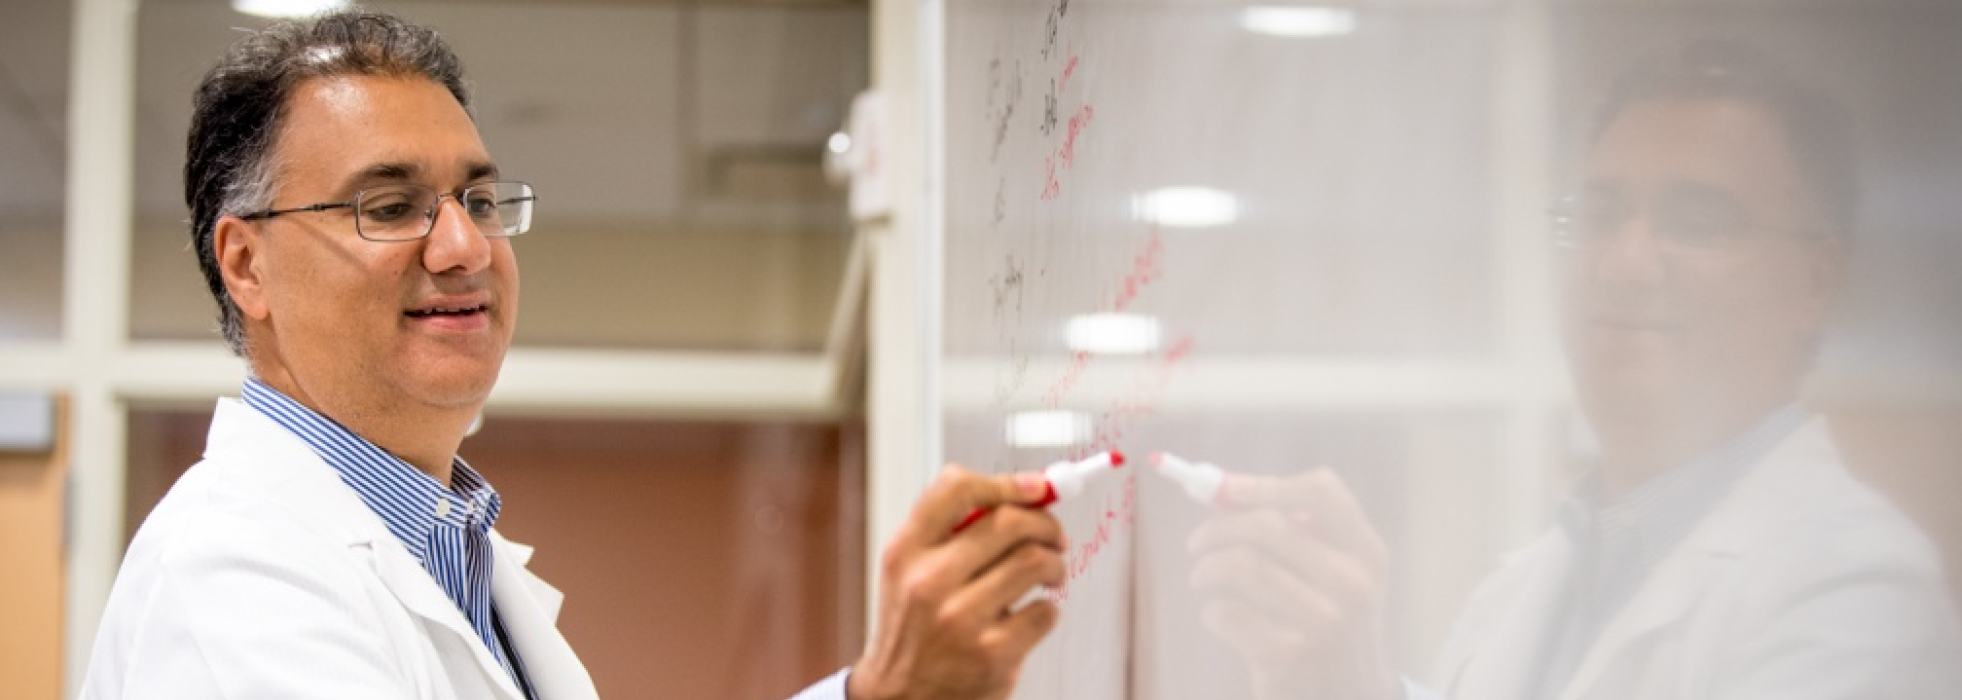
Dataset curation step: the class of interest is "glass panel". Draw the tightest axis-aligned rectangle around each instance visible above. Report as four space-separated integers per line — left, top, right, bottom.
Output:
0 0 69 341
941 1 1962 699
130 1 867 352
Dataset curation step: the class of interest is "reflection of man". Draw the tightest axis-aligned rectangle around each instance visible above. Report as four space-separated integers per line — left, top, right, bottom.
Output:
1186 44 1961 700
82 12 1063 700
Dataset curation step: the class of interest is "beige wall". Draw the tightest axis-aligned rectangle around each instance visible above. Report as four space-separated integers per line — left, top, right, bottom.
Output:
0 396 65 700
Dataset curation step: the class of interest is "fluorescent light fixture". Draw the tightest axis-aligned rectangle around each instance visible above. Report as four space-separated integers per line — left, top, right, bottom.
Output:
1240 6 1357 38
1132 187 1239 228
1067 313 1162 355
233 0 349 19
1005 410 1090 449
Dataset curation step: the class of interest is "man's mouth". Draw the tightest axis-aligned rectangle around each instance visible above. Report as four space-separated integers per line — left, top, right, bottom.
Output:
405 303 488 318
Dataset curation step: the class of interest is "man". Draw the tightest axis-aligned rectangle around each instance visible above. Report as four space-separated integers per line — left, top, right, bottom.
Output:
83 12 1065 700
1182 43 1961 700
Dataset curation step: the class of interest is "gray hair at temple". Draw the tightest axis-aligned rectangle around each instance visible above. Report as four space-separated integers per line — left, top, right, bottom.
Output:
183 10 472 356
1591 40 1858 236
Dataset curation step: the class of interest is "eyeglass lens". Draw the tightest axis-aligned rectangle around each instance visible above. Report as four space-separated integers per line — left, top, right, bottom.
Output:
355 182 534 241
1553 186 1757 257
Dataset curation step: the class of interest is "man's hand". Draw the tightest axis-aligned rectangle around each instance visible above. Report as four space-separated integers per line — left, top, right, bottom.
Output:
1187 469 1402 700
849 466 1068 700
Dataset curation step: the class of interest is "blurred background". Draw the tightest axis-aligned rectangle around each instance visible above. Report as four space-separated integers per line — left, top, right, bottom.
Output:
4 0 1959 699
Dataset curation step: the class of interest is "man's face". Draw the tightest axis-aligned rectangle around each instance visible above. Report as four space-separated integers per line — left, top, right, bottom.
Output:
247 74 518 418
1559 97 1839 446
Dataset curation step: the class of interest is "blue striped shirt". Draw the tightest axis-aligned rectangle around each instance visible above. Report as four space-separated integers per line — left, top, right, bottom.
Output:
241 379 534 698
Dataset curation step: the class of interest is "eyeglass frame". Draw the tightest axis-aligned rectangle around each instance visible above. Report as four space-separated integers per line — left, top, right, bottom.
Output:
236 181 537 242
1545 188 1831 260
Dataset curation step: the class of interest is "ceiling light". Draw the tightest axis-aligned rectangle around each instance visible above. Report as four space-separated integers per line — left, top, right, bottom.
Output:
1240 6 1357 38
1132 187 1239 228
1005 410 1090 449
1067 313 1161 355
232 0 350 19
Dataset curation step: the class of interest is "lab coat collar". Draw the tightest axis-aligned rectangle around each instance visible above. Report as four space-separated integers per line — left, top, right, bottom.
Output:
1433 417 1839 700
490 531 598 700
1553 417 1839 700
204 398 595 700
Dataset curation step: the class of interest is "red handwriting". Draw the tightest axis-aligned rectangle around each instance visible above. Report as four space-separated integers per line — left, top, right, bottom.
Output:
1051 472 1136 604
1107 224 1162 312
1037 102 1095 201
1060 49 1079 89
1040 155 1061 201
1072 332 1195 460
1039 226 1165 406
1042 350 1092 406
1059 103 1094 168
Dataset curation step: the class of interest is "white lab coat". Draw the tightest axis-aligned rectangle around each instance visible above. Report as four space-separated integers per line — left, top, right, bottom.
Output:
1429 417 1962 700
82 398 601 700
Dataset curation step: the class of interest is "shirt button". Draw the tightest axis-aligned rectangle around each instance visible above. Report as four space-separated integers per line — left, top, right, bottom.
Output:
435 499 451 518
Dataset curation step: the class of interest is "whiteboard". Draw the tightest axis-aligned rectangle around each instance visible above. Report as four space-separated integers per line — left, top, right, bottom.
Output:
934 1 1962 699
939 2 1529 698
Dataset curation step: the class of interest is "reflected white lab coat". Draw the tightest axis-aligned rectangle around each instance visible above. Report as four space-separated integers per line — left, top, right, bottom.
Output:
81 398 601 700
1429 418 1962 700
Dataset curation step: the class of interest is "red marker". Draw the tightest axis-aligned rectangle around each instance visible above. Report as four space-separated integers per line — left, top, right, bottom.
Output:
953 451 1126 533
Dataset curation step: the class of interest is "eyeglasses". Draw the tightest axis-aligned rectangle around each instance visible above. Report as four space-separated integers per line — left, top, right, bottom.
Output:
239 181 536 242
1547 188 1816 260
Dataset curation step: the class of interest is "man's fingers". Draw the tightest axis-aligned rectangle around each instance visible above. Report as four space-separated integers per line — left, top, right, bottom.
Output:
980 598 1060 669
1188 511 1381 607
943 504 1066 575
944 542 1066 624
1189 545 1342 632
1217 469 1388 571
891 466 1049 555
884 504 1065 623
1199 598 1308 664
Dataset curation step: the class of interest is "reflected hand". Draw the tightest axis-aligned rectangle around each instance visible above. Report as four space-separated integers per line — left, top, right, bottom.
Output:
1187 469 1401 700
849 466 1068 700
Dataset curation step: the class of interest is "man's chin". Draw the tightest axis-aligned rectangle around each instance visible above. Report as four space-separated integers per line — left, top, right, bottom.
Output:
400 361 502 412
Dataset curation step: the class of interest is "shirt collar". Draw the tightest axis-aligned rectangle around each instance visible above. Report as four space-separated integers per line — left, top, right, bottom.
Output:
1563 403 1808 571
239 378 501 563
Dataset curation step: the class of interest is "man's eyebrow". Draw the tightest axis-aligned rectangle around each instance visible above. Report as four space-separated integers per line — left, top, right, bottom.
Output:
340 162 419 193
335 161 500 194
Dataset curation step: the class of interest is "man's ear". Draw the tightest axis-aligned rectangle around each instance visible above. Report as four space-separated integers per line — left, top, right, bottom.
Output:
214 215 270 321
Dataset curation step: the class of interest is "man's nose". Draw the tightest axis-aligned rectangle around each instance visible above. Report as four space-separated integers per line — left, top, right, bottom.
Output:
1590 215 1670 286
422 196 492 274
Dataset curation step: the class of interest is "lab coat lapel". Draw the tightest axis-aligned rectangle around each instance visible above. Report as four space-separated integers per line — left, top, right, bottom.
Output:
1553 548 1733 700
490 532 599 700
215 398 529 700
1554 421 1830 700
370 535 530 700
1436 532 1576 700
